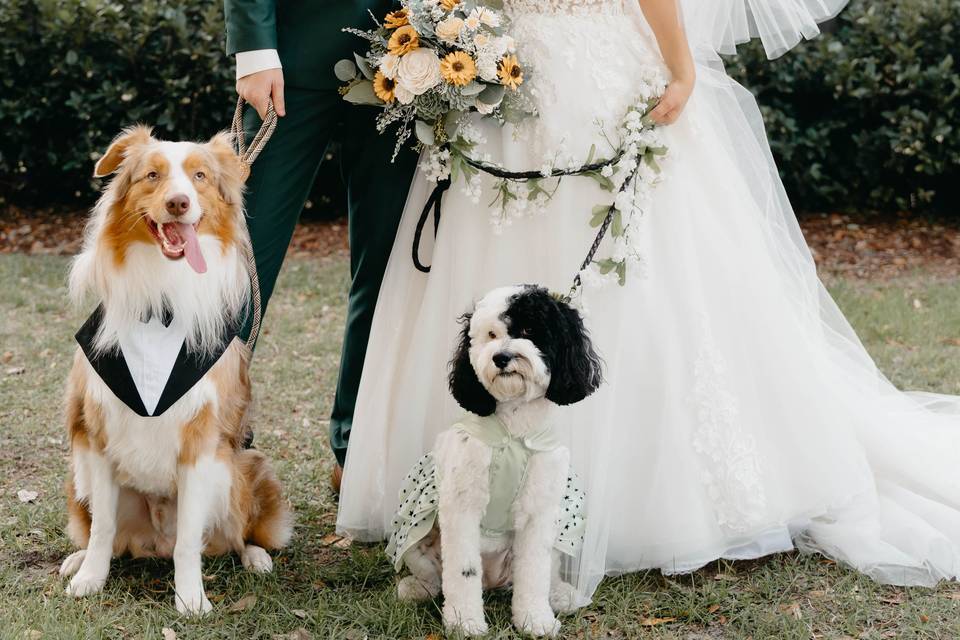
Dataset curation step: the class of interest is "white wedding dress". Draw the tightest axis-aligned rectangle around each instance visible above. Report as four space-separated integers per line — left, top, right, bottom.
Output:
337 0 960 603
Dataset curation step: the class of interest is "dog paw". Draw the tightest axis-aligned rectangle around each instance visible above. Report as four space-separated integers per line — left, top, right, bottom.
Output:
59 550 87 578
66 570 107 598
241 544 273 573
175 589 213 616
443 608 488 637
513 608 561 637
549 580 579 614
397 575 439 602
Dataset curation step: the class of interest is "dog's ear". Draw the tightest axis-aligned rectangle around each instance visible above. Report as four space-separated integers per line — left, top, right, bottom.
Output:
448 312 497 417
205 131 245 205
94 125 153 178
545 299 603 406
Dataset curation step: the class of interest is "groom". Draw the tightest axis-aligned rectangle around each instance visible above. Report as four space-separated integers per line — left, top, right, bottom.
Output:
224 0 417 486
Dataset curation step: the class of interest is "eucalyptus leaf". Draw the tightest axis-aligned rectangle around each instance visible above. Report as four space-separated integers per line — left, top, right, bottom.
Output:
414 120 436 146
354 53 375 80
611 210 624 236
334 59 358 82
616 261 627 286
343 81 381 105
444 110 463 140
461 82 486 97
477 84 505 105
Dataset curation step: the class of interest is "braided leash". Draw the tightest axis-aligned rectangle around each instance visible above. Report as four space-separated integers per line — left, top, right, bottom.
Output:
413 148 627 301
231 97 278 349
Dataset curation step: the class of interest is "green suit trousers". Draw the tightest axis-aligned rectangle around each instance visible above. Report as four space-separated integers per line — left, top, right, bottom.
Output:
241 89 417 466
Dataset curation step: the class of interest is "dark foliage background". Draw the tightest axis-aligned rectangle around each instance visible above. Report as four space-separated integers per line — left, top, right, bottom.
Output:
0 0 956 216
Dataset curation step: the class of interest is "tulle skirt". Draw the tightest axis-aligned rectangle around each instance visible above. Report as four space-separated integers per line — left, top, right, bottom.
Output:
336 8 960 603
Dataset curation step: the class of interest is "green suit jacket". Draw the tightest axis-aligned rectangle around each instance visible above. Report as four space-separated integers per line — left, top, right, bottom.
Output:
225 0 391 89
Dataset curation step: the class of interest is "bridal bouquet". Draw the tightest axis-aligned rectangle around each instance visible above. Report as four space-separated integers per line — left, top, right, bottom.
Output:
336 0 533 159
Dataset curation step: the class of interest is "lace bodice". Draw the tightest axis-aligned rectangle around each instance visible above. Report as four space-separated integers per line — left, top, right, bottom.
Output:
505 0 624 16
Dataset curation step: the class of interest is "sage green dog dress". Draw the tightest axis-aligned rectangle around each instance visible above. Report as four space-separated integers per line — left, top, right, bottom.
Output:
386 413 586 571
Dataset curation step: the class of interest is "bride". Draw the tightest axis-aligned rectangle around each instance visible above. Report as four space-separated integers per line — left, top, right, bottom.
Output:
337 0 960 603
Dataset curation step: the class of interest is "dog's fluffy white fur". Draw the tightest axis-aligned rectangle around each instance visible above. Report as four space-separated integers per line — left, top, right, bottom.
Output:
60 127 290 616
397 285 603 637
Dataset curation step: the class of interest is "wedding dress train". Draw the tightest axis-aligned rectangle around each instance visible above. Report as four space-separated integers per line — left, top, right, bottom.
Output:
336 0 960 603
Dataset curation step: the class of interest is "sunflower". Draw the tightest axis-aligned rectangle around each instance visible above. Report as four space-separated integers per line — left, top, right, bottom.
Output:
440 50 477 86
440 0 460 11
383 8 409 29
387 25 420 56
498 54 523 90
373 71 397 103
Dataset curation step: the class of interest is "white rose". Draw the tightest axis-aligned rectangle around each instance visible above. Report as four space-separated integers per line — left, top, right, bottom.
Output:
397 48 442 96
395 83 415 104
379 53 400 79
435 16 464 43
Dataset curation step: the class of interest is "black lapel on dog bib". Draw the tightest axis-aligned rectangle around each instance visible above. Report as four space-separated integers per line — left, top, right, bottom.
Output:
76 304 238 418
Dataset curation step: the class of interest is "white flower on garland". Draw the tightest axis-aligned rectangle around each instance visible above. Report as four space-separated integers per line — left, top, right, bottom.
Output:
397 49 443 96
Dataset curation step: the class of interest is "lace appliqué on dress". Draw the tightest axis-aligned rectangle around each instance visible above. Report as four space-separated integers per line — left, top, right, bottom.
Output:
691 316 767 533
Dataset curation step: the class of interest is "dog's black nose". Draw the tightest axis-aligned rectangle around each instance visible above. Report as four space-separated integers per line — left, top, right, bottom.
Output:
165 193 190 216
493 352 513 369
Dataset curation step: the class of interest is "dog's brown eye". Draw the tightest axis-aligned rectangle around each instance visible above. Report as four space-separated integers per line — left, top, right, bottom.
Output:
194 171 206 181
146 171 159 181
488 331 497 340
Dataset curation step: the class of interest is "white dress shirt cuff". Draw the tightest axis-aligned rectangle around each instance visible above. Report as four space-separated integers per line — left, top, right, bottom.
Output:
235 49 282 80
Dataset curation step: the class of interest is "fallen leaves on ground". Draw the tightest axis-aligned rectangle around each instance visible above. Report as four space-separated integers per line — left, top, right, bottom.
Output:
639 616 677 626
778 602 802 619
16 489 38 503
161 629 177 640
228 593 257 613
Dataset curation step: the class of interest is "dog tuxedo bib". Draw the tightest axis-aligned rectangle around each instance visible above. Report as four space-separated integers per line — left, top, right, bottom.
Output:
385 413 586 571
76 304 238 418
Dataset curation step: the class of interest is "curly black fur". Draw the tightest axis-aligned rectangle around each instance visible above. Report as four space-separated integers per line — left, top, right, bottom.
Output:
504 286 604 406
448 312 498 416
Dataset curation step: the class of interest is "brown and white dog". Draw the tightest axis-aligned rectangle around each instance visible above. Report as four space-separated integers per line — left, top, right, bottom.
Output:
59 126 291 615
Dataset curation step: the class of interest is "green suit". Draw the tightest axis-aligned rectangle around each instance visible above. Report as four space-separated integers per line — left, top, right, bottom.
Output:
225 0 417 466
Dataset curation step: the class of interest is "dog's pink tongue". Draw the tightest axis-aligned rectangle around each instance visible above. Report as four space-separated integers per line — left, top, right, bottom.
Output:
176 223 207 274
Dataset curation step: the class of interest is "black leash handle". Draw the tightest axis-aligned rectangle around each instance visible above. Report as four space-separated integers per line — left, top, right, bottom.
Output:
413 176 451 273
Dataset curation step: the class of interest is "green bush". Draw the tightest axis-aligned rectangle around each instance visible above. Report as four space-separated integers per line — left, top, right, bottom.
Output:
0 0 343 216
0 0 234 203
0 0 956 214
725 0 959 213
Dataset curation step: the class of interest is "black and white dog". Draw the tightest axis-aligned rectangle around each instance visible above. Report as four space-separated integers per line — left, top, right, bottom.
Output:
393 285 602 637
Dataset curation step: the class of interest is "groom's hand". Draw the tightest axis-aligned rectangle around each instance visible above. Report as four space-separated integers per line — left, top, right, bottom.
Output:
236 68 287 119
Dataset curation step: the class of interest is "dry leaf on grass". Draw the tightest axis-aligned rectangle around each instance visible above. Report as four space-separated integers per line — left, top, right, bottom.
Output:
6 366 25 375
778 603 802 619
228 593 257 613
879 593 906 605
273 630 311 640
292 609 308 619
639 617 676 626
320 534 343 546
707 604 720 613
17 490 38 503
161 629 177 640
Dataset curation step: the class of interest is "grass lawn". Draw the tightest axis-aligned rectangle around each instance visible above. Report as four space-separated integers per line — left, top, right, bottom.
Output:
3 253 960 639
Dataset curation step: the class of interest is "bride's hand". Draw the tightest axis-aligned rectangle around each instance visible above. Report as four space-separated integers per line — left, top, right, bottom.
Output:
649 76 694 125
